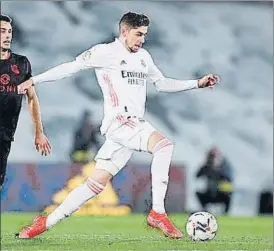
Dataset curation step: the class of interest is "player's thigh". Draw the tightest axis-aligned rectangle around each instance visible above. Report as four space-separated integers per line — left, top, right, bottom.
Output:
198 191 213 203
216 192 231 203
94 138 133 177
107 118 150 151
107 118 170 153
0 139 11 159
133 121 170 153
0 140 11 168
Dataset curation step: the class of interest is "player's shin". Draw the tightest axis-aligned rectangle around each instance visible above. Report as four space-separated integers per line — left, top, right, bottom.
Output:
46 178 105 229
150 139 174 214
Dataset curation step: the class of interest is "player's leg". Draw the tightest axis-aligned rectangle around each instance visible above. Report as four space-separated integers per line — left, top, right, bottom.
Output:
217 191 232 214
0 139 11 189
105 117 182 238
46 142 133 230
146 131 172 214
110 117 181 239
17 140 133 239
45 168 111 229
196 191 210 211
17 168 112 239
107 116 171 211
143 131 182 238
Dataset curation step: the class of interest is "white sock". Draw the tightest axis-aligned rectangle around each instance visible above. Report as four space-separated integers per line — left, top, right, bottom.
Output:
46 178 104 229
151 138 174 214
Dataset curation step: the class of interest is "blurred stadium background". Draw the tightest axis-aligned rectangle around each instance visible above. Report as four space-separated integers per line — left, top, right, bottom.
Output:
1 1 272 221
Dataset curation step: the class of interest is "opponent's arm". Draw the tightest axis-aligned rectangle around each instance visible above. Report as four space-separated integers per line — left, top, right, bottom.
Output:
26 86 51 156
26 86 43 136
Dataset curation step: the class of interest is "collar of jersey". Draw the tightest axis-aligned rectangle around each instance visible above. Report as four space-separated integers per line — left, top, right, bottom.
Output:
0 49 12 61
114 38 131 54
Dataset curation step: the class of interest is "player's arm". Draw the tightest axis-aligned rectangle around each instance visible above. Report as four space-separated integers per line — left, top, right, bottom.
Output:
146 53 220 92
18 45 106 94
23 57 51 156
17 60 84 94
26 86 51 156
196 165 207 178
26 86 43 137
32 60 84 85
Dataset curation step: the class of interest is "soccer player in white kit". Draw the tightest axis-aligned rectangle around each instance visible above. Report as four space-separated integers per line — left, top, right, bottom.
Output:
17 12 220 239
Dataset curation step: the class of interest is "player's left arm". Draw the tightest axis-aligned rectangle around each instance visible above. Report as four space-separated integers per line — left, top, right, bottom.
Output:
24 57 51 156
146 52 220 92
26 86 51 156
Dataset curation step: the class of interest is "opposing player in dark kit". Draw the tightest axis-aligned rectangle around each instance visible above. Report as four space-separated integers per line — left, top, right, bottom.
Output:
0 14 51 189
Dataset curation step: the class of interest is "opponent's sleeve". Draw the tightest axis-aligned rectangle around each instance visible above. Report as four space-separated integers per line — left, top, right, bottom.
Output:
32 44 106 85
23 56 32 81
146 52 198 92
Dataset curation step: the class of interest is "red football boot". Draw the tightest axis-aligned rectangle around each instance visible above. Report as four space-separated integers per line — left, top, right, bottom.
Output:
147 210 183 239
16 216 47 239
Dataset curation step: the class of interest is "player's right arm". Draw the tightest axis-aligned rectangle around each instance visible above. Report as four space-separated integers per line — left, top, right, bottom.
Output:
18 44 106 94
144 50 220 91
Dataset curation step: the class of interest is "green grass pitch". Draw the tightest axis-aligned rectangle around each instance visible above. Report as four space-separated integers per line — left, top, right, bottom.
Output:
1 213 272 251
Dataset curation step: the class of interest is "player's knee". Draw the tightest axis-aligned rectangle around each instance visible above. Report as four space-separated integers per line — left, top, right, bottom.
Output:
0 175 5 186
0 157 8 186
0 170 7 186
85 177 105 195
92 159 116 185
152 138 174 154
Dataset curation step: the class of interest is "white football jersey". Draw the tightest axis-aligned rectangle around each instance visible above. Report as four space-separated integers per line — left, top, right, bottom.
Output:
75 38 164 134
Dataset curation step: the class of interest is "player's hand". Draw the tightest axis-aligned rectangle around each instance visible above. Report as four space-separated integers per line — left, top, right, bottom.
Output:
197 74 220 89
18 79 33 94
35 133 52 156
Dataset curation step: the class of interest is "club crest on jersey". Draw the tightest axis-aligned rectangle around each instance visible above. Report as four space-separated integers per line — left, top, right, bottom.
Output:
140 60 146 68
11 64 20 75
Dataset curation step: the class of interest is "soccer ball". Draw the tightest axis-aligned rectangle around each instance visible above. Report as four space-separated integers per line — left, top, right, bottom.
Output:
186 211 218 241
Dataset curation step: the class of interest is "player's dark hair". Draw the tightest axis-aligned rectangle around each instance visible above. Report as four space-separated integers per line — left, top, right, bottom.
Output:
119 12 150 30
0 14 12 23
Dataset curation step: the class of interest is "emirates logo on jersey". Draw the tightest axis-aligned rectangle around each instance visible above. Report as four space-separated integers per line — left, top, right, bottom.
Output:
121 70 147 86
11 64 20 75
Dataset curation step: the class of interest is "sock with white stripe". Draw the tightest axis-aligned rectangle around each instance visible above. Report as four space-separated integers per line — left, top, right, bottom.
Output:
151 138 174 214
46 178 104 229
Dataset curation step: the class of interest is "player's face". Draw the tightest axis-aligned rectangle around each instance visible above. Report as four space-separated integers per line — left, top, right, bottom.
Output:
0 21 12 51
124 26 148 53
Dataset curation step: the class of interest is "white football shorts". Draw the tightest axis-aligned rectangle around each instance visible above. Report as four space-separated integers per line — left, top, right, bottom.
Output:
94 115 158 176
